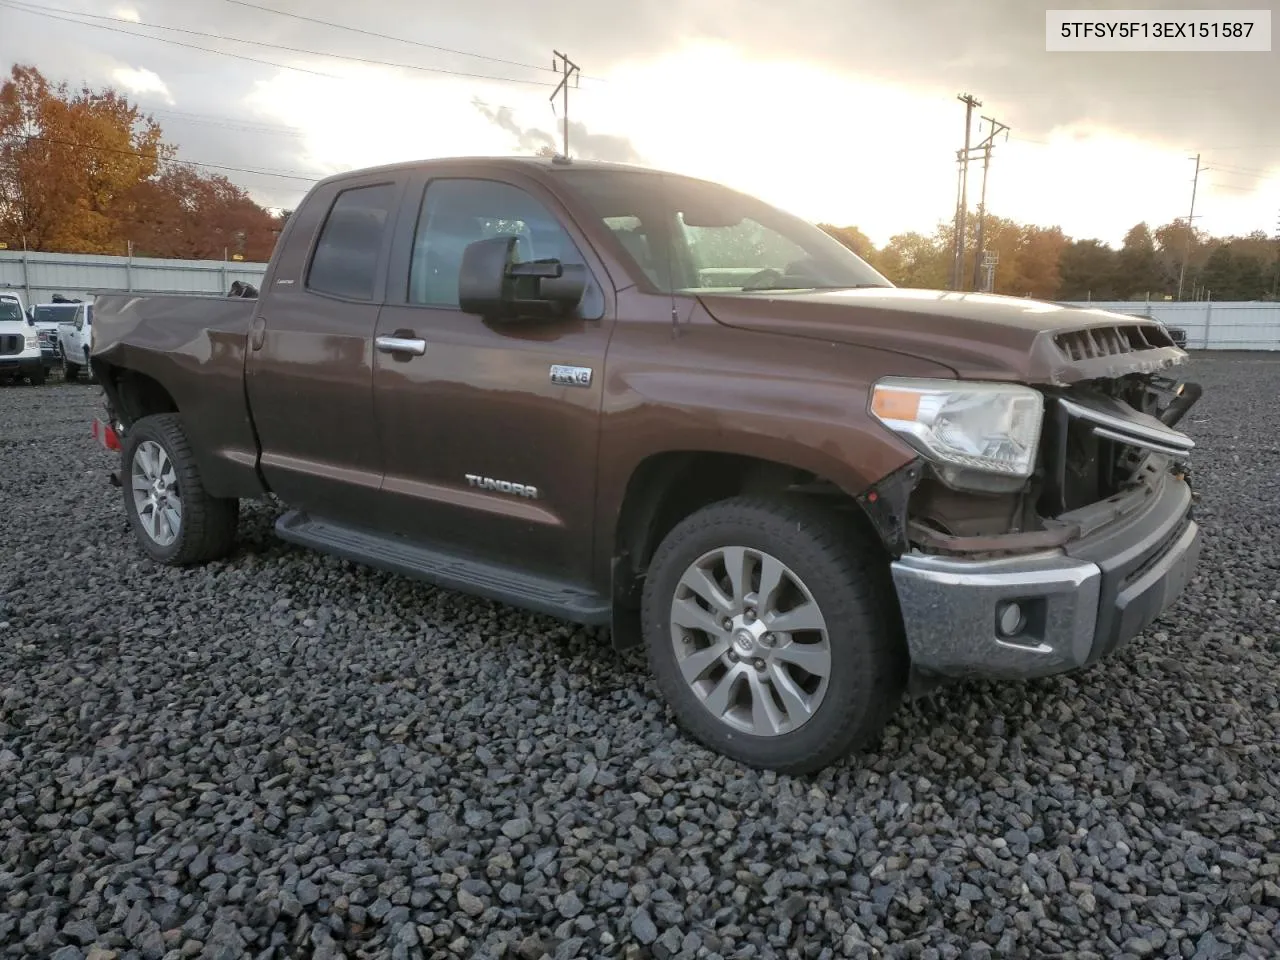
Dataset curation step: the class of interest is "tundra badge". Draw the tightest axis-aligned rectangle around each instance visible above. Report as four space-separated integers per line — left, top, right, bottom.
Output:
465 474 539 499
550 364 592 387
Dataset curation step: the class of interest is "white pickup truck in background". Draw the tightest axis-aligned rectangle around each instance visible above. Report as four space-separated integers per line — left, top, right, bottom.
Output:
30 300 79 361
58 300 96 381
0 291 46 385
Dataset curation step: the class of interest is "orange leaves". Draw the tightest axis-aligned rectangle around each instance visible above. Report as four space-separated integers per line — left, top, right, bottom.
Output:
0 63 281 260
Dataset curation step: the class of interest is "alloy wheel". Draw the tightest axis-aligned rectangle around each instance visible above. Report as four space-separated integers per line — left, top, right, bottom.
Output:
668 545 832 737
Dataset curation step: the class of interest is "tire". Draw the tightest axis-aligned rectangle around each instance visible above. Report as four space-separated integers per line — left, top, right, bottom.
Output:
120 413 239 565
63 357 79 381
641 494 908 775
83 348 96 383
29 365 46 386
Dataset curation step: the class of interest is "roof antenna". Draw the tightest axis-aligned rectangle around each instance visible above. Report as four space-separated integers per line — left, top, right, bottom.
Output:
549 50 580 161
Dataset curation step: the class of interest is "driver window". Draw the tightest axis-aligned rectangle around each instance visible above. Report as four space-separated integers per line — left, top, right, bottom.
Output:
676 213 809 290
409 178 586 307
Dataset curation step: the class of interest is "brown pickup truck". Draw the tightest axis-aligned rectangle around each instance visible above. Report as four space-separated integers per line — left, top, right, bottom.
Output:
87 156 1203 774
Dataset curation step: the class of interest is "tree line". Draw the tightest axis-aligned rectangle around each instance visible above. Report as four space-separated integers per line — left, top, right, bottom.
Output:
0 64 284 261
2 61 1276 301
820 216 1278 303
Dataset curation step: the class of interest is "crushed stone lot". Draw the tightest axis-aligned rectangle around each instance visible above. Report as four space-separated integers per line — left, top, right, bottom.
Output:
1 354 1278 960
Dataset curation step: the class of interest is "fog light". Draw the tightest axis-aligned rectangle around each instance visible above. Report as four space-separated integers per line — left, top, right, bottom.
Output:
997 602 1025 637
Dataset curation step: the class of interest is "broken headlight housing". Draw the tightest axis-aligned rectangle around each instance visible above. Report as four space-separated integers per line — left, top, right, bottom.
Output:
870 377 1044 493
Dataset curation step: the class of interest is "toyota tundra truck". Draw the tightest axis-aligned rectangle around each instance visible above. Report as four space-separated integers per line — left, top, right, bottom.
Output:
85 156 1203 773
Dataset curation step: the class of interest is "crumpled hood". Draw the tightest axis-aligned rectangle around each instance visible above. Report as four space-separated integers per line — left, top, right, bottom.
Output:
697 287 1187 385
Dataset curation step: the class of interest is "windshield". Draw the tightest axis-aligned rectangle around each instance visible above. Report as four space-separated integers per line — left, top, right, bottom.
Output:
0 300 22 323
555 168 893 295
34 304 77 324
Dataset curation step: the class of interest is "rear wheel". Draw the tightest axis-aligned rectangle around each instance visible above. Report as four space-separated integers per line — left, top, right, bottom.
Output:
641 495 907 774
121 414 239 565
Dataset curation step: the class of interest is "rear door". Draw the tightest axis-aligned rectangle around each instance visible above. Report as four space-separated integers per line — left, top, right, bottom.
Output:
245 173 407 527
371 167 615 584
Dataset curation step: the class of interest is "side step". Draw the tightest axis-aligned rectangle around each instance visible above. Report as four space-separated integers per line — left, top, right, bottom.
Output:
274 510 612 625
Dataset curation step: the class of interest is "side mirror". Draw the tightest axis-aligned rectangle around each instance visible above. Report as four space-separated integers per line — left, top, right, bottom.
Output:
458 235 587 320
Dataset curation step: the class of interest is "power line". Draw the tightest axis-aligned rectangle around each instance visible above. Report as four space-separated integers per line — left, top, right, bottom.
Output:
141 94 534 141
1205 162 1279 179
13 133 322 183
1 1 564 88
0 1 339 79
144 110 308 139
220 0 605 82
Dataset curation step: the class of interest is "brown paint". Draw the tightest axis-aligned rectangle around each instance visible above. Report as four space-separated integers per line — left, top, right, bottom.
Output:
90 156 1188 604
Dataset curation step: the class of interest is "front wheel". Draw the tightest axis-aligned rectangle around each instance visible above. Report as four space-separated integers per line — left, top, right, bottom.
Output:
641 495 908 775
121 414 239 565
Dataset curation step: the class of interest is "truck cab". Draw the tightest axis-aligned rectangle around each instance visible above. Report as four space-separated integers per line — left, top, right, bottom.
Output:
86 156 1203 774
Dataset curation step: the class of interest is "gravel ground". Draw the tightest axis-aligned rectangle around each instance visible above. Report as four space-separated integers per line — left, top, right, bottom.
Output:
1 354 1278 960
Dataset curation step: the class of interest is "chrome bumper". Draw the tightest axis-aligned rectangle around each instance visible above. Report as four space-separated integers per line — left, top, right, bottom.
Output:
890 475 1202 680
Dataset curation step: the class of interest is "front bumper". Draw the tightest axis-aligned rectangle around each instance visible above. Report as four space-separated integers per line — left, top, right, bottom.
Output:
890 467 1201 679
0 356 43 376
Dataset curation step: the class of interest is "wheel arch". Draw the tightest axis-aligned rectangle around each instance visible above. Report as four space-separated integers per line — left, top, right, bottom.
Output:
607 446 892 649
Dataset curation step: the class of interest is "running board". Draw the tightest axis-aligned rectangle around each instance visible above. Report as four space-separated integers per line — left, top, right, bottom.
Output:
274 510 612 625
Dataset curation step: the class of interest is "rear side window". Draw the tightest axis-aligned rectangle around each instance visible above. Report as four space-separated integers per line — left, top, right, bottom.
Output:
306 183 397 300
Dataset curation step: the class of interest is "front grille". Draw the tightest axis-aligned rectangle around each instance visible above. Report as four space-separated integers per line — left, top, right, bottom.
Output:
1038 388 1193 517
0 334 22 356
1054 324 1173 361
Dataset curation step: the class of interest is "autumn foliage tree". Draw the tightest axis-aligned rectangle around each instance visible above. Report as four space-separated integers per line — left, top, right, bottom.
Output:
0 64 284 259
823 213 1279 301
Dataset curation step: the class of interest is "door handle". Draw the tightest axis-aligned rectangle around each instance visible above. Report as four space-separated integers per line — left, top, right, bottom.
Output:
375 335 427 356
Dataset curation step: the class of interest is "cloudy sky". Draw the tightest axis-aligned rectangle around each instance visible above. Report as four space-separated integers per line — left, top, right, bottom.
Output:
0 0 1276 248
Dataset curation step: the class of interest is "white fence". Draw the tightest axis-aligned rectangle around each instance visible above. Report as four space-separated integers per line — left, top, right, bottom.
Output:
1062 301 1280 351
0 250 269 305
2 251 1278 350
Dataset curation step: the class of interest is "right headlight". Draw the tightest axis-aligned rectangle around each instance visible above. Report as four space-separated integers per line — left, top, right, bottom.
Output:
870 377 1044 490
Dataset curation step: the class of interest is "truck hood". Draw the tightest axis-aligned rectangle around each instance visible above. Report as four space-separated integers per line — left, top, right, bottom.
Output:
697 287 1188 385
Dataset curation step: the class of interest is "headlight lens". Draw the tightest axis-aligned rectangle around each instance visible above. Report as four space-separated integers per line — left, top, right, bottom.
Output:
871 377 1044 486
24 334 38 350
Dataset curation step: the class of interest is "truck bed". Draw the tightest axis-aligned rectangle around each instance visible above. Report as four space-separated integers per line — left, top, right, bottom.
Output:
92 292 266 500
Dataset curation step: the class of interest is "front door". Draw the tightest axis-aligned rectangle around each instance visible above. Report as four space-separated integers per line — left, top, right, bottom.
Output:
372 171 615 585
245 174 405 527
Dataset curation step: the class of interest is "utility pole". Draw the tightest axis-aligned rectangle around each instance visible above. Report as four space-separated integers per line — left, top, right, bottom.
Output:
970 115 1010 292
1272 210 1279 301
982 251 999 292
951 93 981 291
1176 153 1201 301
549 51 580 158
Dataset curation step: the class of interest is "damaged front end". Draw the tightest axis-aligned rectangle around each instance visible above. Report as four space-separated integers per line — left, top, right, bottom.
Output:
863 320 1204 681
